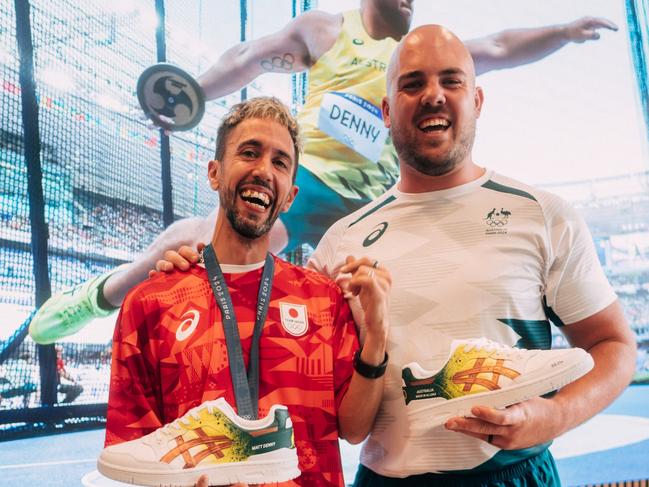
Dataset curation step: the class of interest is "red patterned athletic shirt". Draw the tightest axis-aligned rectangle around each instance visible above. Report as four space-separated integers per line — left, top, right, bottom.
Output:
106 256 359 487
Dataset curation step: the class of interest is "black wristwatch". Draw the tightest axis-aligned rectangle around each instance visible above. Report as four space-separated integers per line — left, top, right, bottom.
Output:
353 347 388 379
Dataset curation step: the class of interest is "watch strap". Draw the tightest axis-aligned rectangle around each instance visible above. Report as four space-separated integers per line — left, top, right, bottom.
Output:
353 347 388 379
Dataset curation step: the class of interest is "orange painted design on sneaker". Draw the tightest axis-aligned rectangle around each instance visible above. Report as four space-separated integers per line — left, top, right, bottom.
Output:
452 357 521 392
159 430 233 468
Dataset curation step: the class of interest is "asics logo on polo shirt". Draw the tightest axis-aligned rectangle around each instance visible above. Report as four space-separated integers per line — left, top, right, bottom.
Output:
176 309 200 341
363 222 388 247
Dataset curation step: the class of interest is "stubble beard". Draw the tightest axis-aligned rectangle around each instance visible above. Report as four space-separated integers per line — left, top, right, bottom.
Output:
393 118 477 177
221 187 277 240
226 208 274 240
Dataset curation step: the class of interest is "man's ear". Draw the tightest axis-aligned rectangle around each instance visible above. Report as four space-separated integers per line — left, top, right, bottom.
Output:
207 160 220 190
474 86 484 118
381 96 391 128
281 185 299 213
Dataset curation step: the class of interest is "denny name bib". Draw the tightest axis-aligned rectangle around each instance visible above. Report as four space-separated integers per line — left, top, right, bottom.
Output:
318 92 389 163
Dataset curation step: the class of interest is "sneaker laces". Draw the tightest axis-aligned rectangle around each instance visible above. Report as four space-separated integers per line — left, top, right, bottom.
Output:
153 403 218 441
461 338 527 356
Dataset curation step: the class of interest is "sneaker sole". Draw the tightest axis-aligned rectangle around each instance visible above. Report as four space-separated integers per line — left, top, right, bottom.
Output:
97 448 300 486
408 351 594 427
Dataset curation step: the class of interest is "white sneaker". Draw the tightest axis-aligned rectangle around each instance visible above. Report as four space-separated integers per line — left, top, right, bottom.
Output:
402 338 594 426
98 398 300 486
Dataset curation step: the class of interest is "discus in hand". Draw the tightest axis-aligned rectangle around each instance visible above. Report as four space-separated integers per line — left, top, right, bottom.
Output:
136 63 205 131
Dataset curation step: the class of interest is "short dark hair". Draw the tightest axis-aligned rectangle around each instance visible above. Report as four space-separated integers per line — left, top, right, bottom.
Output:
214 97 302 182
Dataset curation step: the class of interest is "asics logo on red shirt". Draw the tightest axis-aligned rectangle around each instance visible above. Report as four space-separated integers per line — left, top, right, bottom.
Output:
176 310 200 341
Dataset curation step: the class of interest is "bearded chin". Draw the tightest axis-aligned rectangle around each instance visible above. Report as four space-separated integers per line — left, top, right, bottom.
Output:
394 122 476 177
409 152 456 176
226 207 274 240
393 138 457 177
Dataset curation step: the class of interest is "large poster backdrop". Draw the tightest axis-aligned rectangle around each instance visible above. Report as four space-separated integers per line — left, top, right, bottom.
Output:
0 0 648 481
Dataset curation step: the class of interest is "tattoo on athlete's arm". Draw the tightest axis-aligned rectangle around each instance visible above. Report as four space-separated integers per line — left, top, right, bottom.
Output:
260 53 295 72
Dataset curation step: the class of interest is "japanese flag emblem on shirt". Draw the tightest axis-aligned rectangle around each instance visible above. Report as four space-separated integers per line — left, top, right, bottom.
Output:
279 302 309 336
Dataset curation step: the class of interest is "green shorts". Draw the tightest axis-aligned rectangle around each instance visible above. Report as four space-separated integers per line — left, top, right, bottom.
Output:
353 449 561 487
281 166 371 251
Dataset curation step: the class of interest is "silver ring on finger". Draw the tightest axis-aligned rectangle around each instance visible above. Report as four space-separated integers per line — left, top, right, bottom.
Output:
368 268 375 278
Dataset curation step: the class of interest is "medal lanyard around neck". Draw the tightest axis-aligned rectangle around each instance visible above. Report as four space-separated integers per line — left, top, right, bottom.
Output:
203 244 274 420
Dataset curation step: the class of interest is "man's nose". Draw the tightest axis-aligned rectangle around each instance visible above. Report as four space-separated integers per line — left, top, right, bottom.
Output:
421 82 445 107
251 154 273 180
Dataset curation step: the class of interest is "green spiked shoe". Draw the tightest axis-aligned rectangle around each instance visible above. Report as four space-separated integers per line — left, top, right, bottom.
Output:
29 267 124 344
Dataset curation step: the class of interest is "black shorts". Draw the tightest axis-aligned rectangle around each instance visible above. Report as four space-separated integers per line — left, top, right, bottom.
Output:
353 449 561 487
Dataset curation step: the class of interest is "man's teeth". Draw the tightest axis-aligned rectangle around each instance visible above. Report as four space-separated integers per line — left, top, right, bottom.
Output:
240 189 270 208
418 118 450 130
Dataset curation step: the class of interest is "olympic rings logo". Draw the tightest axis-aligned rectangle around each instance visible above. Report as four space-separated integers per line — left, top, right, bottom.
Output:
485 217 509 227
261 53 295 72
